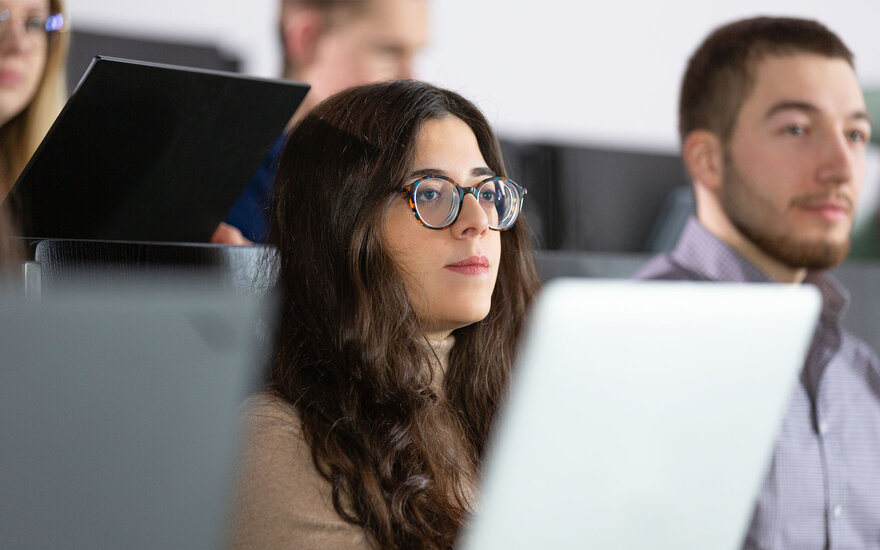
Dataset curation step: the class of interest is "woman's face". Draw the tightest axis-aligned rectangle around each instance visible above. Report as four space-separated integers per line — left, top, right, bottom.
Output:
0 0 50 127
383 115 502 337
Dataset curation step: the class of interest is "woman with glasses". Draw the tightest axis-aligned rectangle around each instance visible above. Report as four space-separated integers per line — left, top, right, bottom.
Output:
0 0 66 199
229 79 539 549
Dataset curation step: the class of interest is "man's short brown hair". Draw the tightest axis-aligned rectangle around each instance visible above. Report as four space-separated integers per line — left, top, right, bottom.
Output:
279 0 372 76
679 17 854 144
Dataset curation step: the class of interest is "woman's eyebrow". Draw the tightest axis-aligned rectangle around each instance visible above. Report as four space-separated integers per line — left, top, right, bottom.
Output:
407 167 497 179
472 167 496 178
408 168 446 179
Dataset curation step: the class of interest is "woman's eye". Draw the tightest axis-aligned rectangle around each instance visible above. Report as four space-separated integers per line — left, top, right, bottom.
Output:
417 189 441 202
24 17 43 33
783 124 806 136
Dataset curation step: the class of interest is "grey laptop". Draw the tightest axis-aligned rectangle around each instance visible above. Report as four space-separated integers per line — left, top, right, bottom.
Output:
461 279 821 550
0 278 273 548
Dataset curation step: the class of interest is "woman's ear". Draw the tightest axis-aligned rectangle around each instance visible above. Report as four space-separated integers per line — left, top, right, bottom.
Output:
681 129 724 195
282 9 326 72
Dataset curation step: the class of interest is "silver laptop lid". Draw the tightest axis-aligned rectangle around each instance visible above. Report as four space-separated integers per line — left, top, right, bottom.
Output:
0 278 273 548
462 279 820 550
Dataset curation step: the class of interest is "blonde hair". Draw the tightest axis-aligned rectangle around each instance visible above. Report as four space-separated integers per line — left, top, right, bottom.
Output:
0 0 69 198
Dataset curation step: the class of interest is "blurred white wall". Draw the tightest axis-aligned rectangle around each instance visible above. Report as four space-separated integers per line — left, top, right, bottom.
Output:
68 1 880 152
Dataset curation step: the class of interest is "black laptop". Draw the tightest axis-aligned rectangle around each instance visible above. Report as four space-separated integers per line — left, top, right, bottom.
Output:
3 57 309 242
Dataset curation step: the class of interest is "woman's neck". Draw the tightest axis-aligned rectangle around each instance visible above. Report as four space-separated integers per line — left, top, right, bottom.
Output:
0 156 10 200
423 332 456 394
425 329 453 342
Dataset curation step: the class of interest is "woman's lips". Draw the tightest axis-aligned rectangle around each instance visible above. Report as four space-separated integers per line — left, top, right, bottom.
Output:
0 70 21 86
444 256 490 275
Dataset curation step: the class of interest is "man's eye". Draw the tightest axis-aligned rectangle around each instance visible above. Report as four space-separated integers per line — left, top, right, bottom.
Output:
846 130 867 143
784 124 806 136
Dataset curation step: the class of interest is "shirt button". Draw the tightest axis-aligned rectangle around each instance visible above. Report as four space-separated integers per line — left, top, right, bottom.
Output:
818 422 830 435
833 505 843 518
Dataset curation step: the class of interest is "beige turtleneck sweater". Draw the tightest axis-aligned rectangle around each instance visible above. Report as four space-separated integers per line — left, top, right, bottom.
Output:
226 336 459 549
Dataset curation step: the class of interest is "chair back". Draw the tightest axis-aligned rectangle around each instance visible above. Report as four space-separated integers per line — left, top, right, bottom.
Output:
30 239 277 297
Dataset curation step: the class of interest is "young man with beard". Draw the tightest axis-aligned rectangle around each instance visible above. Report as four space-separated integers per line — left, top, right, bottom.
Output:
637 17 880 549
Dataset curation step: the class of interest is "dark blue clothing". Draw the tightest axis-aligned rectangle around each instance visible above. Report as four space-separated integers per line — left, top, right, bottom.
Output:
225 134 287 243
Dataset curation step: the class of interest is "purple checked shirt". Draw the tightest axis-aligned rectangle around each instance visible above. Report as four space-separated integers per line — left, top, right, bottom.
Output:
637 217 880 550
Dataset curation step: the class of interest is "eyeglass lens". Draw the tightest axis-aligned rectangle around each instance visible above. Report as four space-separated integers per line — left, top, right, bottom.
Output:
413 178 521 230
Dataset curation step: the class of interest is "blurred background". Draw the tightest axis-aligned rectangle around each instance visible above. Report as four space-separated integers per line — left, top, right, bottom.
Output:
63 0 880 254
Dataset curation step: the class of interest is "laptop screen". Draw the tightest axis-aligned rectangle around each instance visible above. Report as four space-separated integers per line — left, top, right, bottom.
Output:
4 56 309 242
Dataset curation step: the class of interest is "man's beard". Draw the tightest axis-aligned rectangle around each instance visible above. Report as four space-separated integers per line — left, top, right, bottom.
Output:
720 152 852 271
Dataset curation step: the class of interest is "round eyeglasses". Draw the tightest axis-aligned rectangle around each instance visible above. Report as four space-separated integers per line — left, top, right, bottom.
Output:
400 175 527 231
0 4 64 46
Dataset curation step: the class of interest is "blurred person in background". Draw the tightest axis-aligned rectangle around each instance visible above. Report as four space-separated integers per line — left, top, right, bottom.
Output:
214 0 429 244
0 0 66 200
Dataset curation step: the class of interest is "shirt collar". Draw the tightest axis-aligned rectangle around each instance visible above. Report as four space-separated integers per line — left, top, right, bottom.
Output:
672 216 849 325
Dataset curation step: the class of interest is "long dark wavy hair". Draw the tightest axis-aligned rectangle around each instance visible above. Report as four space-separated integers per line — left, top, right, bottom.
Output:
266 79 540 549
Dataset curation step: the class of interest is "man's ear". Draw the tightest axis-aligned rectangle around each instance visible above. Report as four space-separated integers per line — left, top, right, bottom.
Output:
682 129 724 195
282 9 325 71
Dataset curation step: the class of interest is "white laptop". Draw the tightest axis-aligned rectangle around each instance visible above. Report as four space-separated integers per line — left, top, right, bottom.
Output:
461 279 821 550
0 278 273 549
